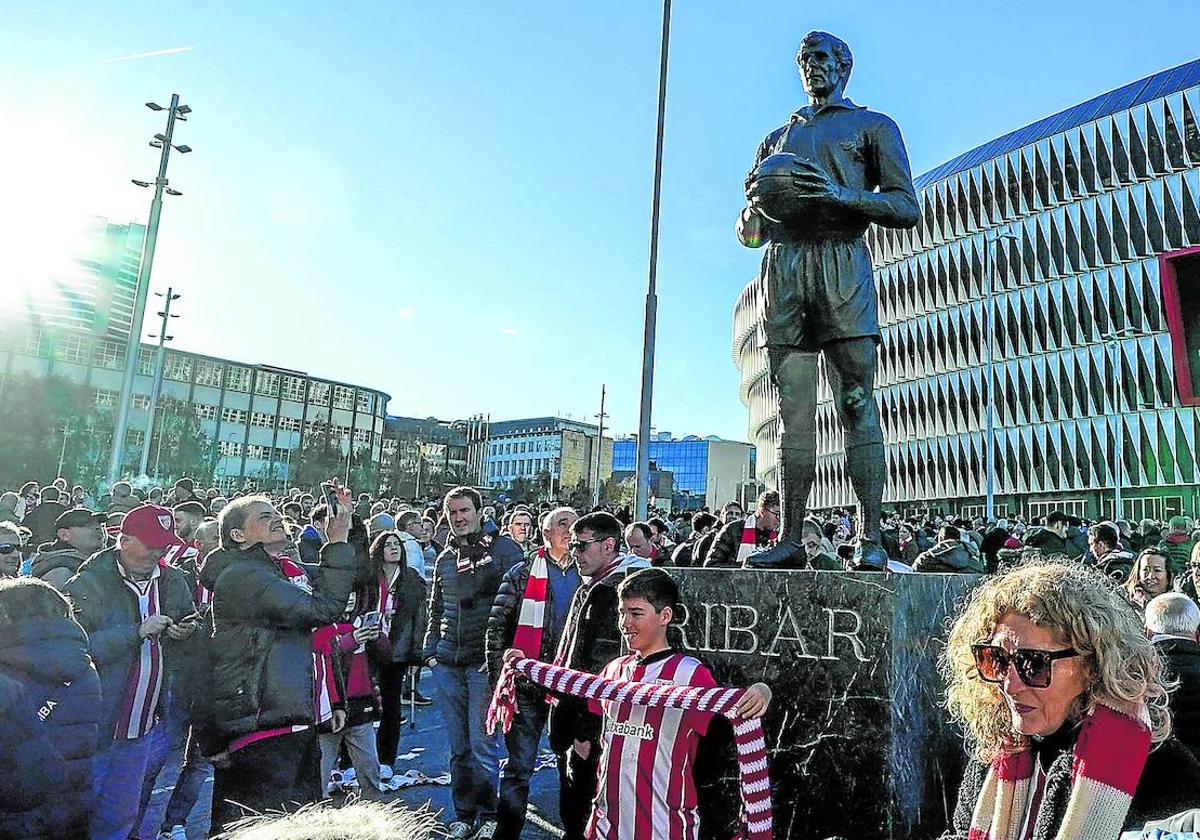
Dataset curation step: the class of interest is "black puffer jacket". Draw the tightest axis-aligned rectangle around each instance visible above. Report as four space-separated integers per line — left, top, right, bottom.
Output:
703 518 774 567
1156 636 1200 761
64 550 195 743
547 566 627 753
939 735 1200 839
192 541 355 755
379 565 427 666
422 532 521 667
912 539 983 573
485 553 577 690
0 617 101 839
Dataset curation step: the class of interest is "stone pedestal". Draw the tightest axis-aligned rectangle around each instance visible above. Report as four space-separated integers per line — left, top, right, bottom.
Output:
671 569 977 840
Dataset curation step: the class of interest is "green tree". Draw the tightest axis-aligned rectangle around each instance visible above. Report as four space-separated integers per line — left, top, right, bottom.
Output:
289 422 345 492
568 476 593 510
348 444 380 496
507 476 534 503
535 469 552 500
0 374 113 492
600 475 635 508
147 396 218 486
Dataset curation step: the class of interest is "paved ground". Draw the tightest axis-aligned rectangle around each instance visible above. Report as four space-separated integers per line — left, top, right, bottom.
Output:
137 673 564 839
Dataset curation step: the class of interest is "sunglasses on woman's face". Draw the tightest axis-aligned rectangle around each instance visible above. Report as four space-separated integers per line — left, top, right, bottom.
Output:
971 644 1080 689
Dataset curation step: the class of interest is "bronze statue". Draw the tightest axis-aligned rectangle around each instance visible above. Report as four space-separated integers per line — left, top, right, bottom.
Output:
737 31 919 570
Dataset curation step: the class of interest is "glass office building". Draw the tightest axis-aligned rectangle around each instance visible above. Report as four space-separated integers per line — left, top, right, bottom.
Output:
612 434 755 510
734 58 1200 520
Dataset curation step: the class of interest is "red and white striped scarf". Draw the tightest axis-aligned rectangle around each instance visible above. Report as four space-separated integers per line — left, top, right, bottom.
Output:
455 533 496 575
512 547 551 658
487 656 772 840
379 565 401 635
114 569 164 739
736 515 777 565
967 703 1151 840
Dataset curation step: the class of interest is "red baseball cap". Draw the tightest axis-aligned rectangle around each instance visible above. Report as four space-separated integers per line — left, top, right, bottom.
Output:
120 504 180 550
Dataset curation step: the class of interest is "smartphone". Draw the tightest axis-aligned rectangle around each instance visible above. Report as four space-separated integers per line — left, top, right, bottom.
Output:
362 611 381 628
321 482 339 515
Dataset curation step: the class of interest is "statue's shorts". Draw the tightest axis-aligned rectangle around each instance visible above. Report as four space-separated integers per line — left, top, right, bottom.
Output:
758 235 880 353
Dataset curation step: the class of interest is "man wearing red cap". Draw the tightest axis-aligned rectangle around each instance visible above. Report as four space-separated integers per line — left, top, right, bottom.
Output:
65 504 197 840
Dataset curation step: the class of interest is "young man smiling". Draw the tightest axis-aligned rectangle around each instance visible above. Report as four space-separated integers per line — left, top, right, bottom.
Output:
581 568 771 840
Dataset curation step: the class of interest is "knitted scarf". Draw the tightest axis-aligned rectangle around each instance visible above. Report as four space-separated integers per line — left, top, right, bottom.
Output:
487 655 772 840
967 703 1151 840
511 548 550 658
736 514 778 565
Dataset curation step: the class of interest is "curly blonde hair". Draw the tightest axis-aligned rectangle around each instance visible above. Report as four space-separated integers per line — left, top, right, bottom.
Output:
941 560 1171 762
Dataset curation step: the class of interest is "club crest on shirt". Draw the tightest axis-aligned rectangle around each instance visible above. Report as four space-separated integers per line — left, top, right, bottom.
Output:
605 719 655 740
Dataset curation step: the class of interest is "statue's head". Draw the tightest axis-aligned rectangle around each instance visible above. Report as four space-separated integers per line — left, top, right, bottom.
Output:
796 31 852 100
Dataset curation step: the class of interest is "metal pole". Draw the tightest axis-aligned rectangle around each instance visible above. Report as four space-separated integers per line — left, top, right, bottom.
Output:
108 93 185 484
634 0 672 520
56 421 71 479
139 287 178 476
983 234 995 523
594 384 607 507
1112 340 1122 521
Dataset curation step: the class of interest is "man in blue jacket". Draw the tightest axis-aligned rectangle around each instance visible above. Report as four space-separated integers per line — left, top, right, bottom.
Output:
64 504 196 840
424 486 523 840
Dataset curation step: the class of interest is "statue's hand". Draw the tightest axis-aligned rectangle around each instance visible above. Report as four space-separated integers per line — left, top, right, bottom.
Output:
791 158 846 203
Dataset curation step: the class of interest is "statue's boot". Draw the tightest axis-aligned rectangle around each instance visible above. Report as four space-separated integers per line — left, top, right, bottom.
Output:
849 539 888 571
745 539 805 569
745 443 811 569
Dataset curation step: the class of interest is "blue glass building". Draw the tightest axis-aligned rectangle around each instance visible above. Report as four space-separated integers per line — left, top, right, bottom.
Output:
611 434 755 510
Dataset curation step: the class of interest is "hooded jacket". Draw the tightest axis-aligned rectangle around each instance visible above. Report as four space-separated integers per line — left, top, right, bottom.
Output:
63 550 195 743
0 616 101 839
30 540 90 586
912 539 983 573
192 541 355 755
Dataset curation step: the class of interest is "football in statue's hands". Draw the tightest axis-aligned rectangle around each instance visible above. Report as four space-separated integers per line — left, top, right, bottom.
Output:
750 152 808 223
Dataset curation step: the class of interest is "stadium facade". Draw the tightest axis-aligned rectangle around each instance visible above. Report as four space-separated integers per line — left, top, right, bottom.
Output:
734 59 1200 521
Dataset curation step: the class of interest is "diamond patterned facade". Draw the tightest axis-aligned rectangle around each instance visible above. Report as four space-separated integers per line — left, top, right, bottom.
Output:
733 59 1200 520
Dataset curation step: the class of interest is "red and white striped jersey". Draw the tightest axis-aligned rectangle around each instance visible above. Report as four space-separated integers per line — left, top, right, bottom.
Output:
114 565 165 740
586 650 717 840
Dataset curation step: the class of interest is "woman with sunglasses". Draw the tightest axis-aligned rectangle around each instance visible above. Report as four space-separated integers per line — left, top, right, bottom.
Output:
938 562 1200 839
1125 548 1175 611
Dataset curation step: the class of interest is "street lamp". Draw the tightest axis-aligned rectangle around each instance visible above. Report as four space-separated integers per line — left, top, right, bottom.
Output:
982 229 1019 522
107 94 193 484
139 288 181 477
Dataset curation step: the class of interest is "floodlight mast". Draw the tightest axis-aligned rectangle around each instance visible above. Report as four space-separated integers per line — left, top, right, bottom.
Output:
107 94 192 484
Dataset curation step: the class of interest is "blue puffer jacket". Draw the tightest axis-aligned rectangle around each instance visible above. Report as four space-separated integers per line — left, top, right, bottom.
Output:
0 617 102 839
423 532 522 667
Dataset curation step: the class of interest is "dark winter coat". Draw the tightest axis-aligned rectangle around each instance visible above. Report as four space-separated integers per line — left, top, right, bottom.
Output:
0 675 68 838
64 549 195 743
1022 527 1082 560
192 541 355 755
703 518 773 568
1156 636 1200 762
377 564 426 666
422 532 521 667
30 540 89 586
912 539 982 573
0 617 101 840
20 501 67 547
485 553 579 692
939 735 1200 839
547 565 627 753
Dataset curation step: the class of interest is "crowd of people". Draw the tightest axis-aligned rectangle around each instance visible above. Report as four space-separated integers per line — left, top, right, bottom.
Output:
0 472 1198 839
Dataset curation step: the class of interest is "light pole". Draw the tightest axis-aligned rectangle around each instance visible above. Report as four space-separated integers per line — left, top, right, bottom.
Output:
593 384 608 506
107 95 193 484
1101 327 1137 521
139 287 180 477
982 230 1018 522
56 420 72 479
634 0 672 520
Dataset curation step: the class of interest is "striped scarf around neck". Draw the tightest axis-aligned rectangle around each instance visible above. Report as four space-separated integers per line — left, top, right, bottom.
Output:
737 514 778 565
511 547 552 658
487 655 772 840
967 702 1151 840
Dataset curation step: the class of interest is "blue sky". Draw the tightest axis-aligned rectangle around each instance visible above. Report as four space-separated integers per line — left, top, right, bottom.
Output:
3 1 1198 441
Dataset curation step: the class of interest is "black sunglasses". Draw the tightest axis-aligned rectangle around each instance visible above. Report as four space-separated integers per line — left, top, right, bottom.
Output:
0 545 19 555
971 644 1080 689
568 537 604 552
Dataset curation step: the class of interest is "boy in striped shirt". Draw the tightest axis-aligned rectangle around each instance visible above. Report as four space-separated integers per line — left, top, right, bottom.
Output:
586 568 771 840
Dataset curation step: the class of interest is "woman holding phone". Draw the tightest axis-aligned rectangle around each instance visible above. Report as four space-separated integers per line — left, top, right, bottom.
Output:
369 529 427 783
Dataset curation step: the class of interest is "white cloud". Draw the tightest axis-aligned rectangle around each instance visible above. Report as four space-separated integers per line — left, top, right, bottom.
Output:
397 306 414 320
501 327 518 336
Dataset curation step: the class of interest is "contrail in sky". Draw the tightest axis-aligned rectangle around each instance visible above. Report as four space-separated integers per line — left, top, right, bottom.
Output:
101 46 194 64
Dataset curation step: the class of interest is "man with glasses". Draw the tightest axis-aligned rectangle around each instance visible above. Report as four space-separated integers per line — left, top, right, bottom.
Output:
65 505 196 840
0 521 24 578
548 512 631 840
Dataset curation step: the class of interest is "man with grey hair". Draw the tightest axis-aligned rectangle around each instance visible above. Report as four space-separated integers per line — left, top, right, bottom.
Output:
1146 592 1200 759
